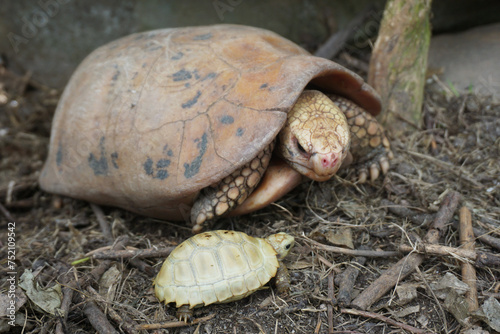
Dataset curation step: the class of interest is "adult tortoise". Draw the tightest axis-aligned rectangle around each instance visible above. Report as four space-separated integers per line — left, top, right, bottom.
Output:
154 230 294 321
39 25 392 233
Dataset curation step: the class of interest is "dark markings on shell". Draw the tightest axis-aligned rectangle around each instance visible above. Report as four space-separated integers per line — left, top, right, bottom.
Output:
163 144 174 156
182 91 201 109
143 158 170 180
144 158 154 176
220 115 234 124
184 132 208 179
56 143 63 167
185 83 190 88
193 33 212 40
156 169 169 180
111 152 119 169
112 70 120 81
236 128 244 136
193 70 201 80
143 146 172 180
156 159 171 169
88 136 108 176
171 52 184 60
172 69 192 81
260 83 268 89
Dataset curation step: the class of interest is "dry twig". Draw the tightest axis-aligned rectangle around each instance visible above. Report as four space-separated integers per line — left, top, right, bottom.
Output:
341 308 432 334
87 286 138 334
136 313 216 330
91 203 113 241
337 255 367 307
327 270 335 334
306 236 400 258
88 247 176 260
351 191 461 310
459 207 479 312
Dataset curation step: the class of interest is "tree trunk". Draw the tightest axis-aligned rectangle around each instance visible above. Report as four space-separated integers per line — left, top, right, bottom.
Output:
368 0 432 133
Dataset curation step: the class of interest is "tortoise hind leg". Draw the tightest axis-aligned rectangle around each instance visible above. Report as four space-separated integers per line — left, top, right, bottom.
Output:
191 141 274 233
328 95 393 183
176 305 193 322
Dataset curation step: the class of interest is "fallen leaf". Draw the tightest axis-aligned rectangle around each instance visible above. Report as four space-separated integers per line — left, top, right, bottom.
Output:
18 269 62 315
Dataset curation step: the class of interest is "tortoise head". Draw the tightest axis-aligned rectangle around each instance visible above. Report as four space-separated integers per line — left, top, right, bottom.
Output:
278 90 351 182
266 233 295 259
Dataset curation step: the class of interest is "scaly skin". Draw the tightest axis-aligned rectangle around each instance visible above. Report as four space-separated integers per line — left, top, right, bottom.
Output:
328 95 393 183
191 142 274 234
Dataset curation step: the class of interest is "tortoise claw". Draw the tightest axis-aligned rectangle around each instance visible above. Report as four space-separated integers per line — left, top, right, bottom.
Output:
369 164 380 182
176 305 193 323
380 158 390 175
357 170 368 183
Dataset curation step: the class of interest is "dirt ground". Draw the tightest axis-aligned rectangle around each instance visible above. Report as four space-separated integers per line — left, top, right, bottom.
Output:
0 53 499 334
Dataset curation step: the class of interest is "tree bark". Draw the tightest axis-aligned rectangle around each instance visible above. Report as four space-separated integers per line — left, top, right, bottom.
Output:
368 0 432 133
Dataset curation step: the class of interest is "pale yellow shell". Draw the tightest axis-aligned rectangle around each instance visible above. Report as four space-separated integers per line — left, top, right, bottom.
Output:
154 230 279 308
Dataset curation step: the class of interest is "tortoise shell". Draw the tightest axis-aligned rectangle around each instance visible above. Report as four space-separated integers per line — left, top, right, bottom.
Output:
154 230 294 308
39 24 381 221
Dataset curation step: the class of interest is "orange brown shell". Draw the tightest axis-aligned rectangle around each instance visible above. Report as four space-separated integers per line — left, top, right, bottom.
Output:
39 25 381 221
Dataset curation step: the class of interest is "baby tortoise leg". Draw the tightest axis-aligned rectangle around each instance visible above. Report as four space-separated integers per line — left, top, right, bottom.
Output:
176 305 193 323
328 95 393 183
275 259 291 296
191 141 274 233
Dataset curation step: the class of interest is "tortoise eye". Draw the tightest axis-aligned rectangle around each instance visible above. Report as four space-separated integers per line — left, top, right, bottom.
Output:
296 141 307 154
285 244 291 250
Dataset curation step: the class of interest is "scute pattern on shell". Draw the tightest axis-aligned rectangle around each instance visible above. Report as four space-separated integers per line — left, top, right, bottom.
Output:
154 230 279 308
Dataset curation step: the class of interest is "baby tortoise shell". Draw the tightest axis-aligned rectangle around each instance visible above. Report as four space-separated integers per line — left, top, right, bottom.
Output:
154 230 294 321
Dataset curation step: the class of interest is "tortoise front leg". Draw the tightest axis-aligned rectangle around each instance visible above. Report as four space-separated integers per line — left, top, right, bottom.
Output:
176 305 193 323
190 141 274 233
275 259 291 296
328 95 393 182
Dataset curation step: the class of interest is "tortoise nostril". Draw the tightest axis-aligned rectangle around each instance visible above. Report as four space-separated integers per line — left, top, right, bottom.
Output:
322 155 337 168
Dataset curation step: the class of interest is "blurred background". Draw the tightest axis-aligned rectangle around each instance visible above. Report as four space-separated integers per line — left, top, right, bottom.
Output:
1 0 500 90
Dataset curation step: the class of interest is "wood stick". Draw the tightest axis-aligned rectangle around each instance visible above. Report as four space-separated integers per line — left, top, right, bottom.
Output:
341 308 432 334
337 255 367 307
87 286 138 334
381 199 434 226
351 191 461 310
136 313 216 330
89 247 176 260
398 243 500 267
459 207 479 312
81 299 119 334
91 203 113 241
327 270 335 334
306 236 400 258
55 266 75 334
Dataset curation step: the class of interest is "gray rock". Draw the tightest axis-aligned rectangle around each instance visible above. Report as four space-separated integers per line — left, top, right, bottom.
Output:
428 23 500 98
